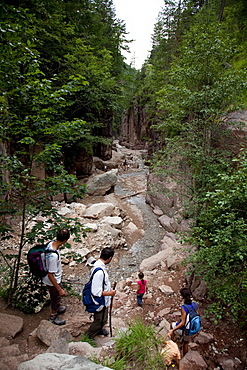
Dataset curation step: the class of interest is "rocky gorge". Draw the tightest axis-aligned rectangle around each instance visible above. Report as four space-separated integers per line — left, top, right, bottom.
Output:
0 142 246 370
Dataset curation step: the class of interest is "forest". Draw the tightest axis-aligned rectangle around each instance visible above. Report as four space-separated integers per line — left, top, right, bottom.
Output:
0 0 247 328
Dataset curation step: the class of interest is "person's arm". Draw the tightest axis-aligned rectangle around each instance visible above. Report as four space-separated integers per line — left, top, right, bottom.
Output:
47 272 66 296
102 289 116 297
168 307 186 335
136 282 140 293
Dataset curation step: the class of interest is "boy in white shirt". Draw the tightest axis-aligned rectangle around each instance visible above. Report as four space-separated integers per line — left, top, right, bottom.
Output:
42 228 70 325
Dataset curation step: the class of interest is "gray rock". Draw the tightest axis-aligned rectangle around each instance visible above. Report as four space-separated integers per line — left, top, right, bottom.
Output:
193 280 208 301
84 203 115 219
140 250 171 270
217 354 242 370
158 214 181 233
195 331 214 345
17 353 113 370
57 206 71 216
0 337 10 347
159 285 174 295
179 350 208 370
102 216 123 229
102 223 121 237
84 223 98 232
86 169 118 196
0 313 23 339
36 320 73 347
46 338 69 354
0 354 28 370
0 343 20 357
69 341 102 358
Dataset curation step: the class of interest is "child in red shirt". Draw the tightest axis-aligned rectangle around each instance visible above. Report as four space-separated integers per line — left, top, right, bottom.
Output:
136 272 147 307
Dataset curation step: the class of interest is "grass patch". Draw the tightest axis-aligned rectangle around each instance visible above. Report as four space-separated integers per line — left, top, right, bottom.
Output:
80 333 97 347
108 317 166 370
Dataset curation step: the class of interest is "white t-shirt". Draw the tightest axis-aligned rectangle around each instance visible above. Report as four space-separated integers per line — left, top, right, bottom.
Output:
42 241 62 286
91 259 111 307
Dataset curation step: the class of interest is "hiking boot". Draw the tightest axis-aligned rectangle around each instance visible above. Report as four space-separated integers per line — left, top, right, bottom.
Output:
98 328 109 336
49 315 66 326
57 306 66 314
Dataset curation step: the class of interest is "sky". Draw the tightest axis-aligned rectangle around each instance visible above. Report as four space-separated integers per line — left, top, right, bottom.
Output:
113 0 164 69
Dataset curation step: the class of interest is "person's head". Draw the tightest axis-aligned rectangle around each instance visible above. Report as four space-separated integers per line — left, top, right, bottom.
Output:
180 287 192 304
56 228 70 243
100 247 114 263
138 272 144 280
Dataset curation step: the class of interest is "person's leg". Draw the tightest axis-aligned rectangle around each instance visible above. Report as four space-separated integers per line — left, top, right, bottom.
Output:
47 284 66 325
48 285 60 314
85 308 108 339
137 294 143 306
98 308 109 335
182 340 189 356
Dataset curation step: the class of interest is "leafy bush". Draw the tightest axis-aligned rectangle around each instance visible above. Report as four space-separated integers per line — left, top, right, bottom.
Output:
11 276 49 314
187 154 247 319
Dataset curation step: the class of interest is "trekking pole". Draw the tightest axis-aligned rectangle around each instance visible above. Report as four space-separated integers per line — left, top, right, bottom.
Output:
109 281 117 337
63 280 84 285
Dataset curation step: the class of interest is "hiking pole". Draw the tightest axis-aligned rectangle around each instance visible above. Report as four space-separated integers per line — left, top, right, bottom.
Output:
109 281 117 337
63 280 84 285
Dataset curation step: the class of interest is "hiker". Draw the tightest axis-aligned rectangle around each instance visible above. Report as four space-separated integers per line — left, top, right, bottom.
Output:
122 159 127 170
136 271 147 307
85 247 116 339
42 228 70 325
168 287 200 356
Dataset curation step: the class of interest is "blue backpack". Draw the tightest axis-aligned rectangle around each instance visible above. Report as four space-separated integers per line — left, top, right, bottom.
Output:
182 302 201 336
82 267 105 313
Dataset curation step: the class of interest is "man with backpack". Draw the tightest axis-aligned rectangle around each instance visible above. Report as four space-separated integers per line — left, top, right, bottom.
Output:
84 247 116 339
42 228 70 325
168 287 201 356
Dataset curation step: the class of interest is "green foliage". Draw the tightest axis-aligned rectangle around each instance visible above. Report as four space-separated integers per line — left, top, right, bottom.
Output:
186 153 247 318
80 333 97 347
0 0 128 165
11 276 49 314
0 0 129 307
131 0 247 323
111 318 166 370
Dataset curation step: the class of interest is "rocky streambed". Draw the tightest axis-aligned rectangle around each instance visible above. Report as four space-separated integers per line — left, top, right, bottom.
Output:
0 143 246 370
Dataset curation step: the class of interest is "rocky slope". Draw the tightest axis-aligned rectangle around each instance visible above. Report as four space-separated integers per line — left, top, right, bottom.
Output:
0 142 246 370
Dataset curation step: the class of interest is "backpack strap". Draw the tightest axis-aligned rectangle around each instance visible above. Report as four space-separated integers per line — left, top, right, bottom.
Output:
43 242 59 272
90 267 105 298
182 303 197 314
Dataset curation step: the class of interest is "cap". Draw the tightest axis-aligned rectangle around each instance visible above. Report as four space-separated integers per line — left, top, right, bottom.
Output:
86 256 96 267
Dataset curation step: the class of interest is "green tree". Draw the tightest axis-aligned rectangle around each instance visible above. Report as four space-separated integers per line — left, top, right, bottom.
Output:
134 0 247 320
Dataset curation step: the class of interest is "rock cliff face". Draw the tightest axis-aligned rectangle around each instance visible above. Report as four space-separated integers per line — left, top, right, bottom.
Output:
120 106 247 155
120 105 164 154
120 108 247 213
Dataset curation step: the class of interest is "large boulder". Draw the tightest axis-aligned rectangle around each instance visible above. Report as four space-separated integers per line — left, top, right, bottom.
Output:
83 203 116 219
36 320 72 347
86 169 118 196
140 249 174 271
0 313 23 339
146 173 179 216
17 353 113 370
179 351 207 370
158 215 181 233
